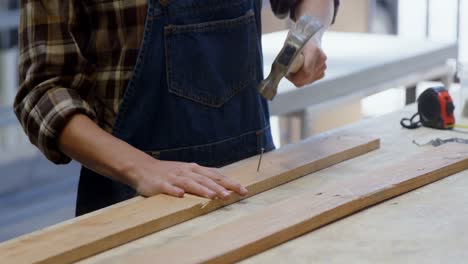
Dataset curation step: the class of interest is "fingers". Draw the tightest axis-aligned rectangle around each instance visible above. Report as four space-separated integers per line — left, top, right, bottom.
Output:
135 160 248 200
194 166 248 196
214 174 248 196
173 164 248 200
189 172 232 200
288 49 327 87
136 178 185 198
313 63 326 82
161 183 185 198
173 177 217 199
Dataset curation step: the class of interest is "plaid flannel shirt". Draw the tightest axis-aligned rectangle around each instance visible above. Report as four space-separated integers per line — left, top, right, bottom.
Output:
14 0 339 164
15 0 147 164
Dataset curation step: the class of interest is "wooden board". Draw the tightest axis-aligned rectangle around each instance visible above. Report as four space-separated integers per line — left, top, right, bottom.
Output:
0 134 379 264
79 107 468 264
116 143 468 264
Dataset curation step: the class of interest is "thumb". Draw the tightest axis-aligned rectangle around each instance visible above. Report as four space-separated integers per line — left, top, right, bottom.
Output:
288 53 304 74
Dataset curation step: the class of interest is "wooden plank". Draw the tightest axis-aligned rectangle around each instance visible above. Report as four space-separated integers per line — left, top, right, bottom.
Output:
119 143 468 264
0 134 379 264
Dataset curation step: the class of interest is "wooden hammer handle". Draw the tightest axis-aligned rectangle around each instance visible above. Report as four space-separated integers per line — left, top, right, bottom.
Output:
288 53 304 74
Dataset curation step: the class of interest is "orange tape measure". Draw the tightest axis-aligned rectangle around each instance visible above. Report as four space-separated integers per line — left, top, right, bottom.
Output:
401 86 467 130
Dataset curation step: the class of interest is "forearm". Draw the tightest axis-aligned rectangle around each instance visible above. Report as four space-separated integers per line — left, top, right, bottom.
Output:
57 114 248 199
294 0 335 42
295 0 335 25
58 114 146 188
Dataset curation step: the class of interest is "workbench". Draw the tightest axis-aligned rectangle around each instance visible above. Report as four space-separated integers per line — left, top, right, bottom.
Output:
62 104 467 263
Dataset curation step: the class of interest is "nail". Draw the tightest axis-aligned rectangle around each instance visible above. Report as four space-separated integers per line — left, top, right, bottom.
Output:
241 186 248 194
222 190 231 198
207 191 216 198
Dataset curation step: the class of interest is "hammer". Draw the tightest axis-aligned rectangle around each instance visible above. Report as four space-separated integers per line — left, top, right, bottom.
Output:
258 15 324 100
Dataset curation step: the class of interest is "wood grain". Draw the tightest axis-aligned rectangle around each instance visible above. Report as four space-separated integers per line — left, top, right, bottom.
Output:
120 143 468 264
0 134 379 264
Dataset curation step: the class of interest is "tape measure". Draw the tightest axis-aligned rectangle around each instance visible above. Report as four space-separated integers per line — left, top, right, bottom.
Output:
401 86 468 130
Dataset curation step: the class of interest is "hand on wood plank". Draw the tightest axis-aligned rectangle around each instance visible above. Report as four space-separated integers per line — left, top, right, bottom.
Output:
133 160 248 200
58 114 248 201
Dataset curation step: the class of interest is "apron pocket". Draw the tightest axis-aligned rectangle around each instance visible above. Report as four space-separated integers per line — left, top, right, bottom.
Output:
164 10 258 108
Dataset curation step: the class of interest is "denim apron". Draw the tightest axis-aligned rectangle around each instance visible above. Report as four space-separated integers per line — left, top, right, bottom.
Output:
76 0 274 216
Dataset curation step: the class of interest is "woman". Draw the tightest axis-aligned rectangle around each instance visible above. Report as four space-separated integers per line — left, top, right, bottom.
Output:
15 0 338 215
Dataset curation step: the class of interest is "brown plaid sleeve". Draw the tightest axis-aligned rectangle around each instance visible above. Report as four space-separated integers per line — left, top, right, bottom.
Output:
14 0 97 164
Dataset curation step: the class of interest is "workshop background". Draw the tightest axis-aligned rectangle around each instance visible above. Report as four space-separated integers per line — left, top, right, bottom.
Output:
0 0 467 242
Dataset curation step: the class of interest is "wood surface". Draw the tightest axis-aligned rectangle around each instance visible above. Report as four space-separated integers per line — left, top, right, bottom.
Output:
0 134 379 264
79 108 468 264
116 143 468 264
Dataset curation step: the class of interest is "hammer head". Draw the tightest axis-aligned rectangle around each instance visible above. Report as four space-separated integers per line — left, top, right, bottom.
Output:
258 15 323 101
